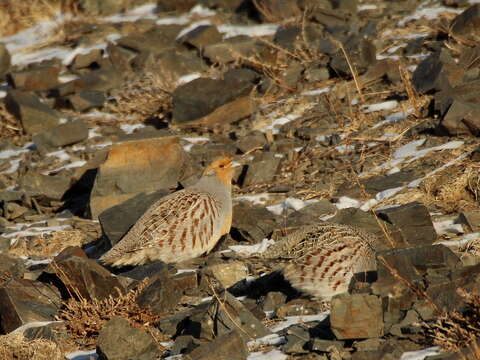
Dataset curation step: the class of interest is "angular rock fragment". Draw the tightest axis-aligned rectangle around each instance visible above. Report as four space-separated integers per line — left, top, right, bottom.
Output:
20 172 71 201
0 43 11 78
5 90 60 135
0 279 62 333
376 202 436 247
242 153 281 187
180 25 222 49
68 90 106 112
231 202 279 243
330 293 384 339
90 136 187 218
33 119 89 153
186 331 248 360
136 269 183 314
438 100 480 136
450 4 480 46
8 66 60 91
203 261 248 288
96 317 161 360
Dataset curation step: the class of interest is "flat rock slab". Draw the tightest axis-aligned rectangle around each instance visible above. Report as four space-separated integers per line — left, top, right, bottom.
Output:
203 261 248 288
136 269 183 314
377 202 436 247
99 189 169 246
51 253 126 301
330 293 384 340
90 136 187 219
33 119 89 153
5 90 60 135
8 65 60 91
0 279 62 333
97 317 161 360
186 331 248 360
20 172 71 200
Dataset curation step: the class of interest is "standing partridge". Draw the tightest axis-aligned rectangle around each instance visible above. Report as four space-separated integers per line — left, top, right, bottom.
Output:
260 223 382 300
100 157 233 267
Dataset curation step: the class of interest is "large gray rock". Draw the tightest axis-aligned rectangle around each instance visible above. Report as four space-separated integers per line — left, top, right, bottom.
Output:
5 90 60 135
172 69 258 124
330 293 384 339
33 119 89 153
136 269 183 314
20 172 71 200
97 317 161 360
242 153 281 187
0 279 62 333
186 331 248 360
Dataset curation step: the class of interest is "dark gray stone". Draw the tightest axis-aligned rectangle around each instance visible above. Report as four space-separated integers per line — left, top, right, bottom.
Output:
99 189 169 246
180 25 222 49
33 119 89 152
72 48 103 69
330 293 384 339
20 172 71 200
186 331 248 360
172 69 258 124
8 66 60 91
68 90 106 112
118 261 167 281
438 100 480 136
309 338 345 352
262 291 287 312
170 335 200 355
0 43 10 78
231 202 280 243
451 4 480 45
5 90 60 135
96 317 161 360
235 131 267 154
203 36 267 65
242 153 281 187
0 279 62 333
136 269 183 314
376 202 436 247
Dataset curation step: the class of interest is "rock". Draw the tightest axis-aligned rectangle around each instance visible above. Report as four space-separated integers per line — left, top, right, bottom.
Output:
0 253 26 281
186 331 248 360
308 338 345 352
50 252 126 301
172 270 198 292
72 48 103 69
157 0 196 12
203 261 248 288
0 43 11 78
156 309 195 336
52 67 122 97
375 244 461 286
231 202 279 243
136 269 183 314
5 90 60 135
196 291 271 341
438 100 480 136
99 189 169 246
68 90 106 112
8 66 60 91
118 261 168 281
282 325 310 354
20 172 71 200
276 299 322 317
376 202 437 247
172 69 258 124
116 25 183 54
236 131 267 153
412 50 460 94
450 4 480 46
0 279 62 333
180 25 222 49
90 136 188 219
22 321 70 344
330 37 376 76
32 119 89 153
107 44 137 73
242 153 281 187
5 202 28 220
254 0 301 21
170 335 200 355
330 293 384 339
203 36 268 65
261 291 287 312
97 317 161 360
460 210 480 232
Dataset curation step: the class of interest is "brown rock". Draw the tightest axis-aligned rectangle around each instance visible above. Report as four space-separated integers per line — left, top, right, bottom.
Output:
9 66 60 91
330 294 384 339
186 331 248 360
90 136 188 218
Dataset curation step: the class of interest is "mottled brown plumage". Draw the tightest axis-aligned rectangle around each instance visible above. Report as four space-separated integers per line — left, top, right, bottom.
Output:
261 223 382 300
100 157 233 267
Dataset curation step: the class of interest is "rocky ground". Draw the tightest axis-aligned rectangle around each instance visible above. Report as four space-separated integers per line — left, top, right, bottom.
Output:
0 0 479 359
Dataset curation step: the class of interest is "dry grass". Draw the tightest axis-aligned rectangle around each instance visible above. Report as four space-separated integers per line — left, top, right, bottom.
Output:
426 289 480 355
106 73 173 124
9 230 86 259
56 277 165 348
0 331 63 360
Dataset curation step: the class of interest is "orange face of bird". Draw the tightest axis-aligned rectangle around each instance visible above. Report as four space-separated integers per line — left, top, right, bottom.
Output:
203 157 233 185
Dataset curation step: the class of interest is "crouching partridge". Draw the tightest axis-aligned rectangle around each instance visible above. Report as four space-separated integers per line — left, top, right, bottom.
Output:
100 157 233 267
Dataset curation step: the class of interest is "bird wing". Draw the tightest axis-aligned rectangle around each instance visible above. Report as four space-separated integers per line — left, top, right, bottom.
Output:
105 189 222 261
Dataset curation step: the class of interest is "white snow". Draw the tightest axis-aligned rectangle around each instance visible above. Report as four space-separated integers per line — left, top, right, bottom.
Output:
1 158 22 174
182 136 209 152
120 123 146 134
433 219 464 235
218 24 279 39
47 150 70 162
24 258 53 266
65 349 98 360
334 196 361 209
229 238 275 256
156 15 190 25
44 160 87 174
262 113 301 134
101 3 157 23
88 127 101 138
0 148 29 159
248 333 286 347
5 224 72 243
266 198 319 216
439 232 480 248
301 87 332 96
393 139 426 159
370 108 415 129
399 346 440 360
234 193 270 205
176 73 202 86
247 349 287 360
12 320 62 334
335 144 355 154
269 313 330 332
358 4 378 11
362 100 399 113
176 20 212 39
398 5 462 27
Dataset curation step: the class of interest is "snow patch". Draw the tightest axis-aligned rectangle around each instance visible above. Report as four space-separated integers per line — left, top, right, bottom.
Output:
433 219 464 235
269 313 329 332
120 123 146 134
234 193 270 205
218 24 279 38
266 198 319 216
247 349 287 360
399 346 440 360
362 100 398 113
301 87 332 96
229 238 275 256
